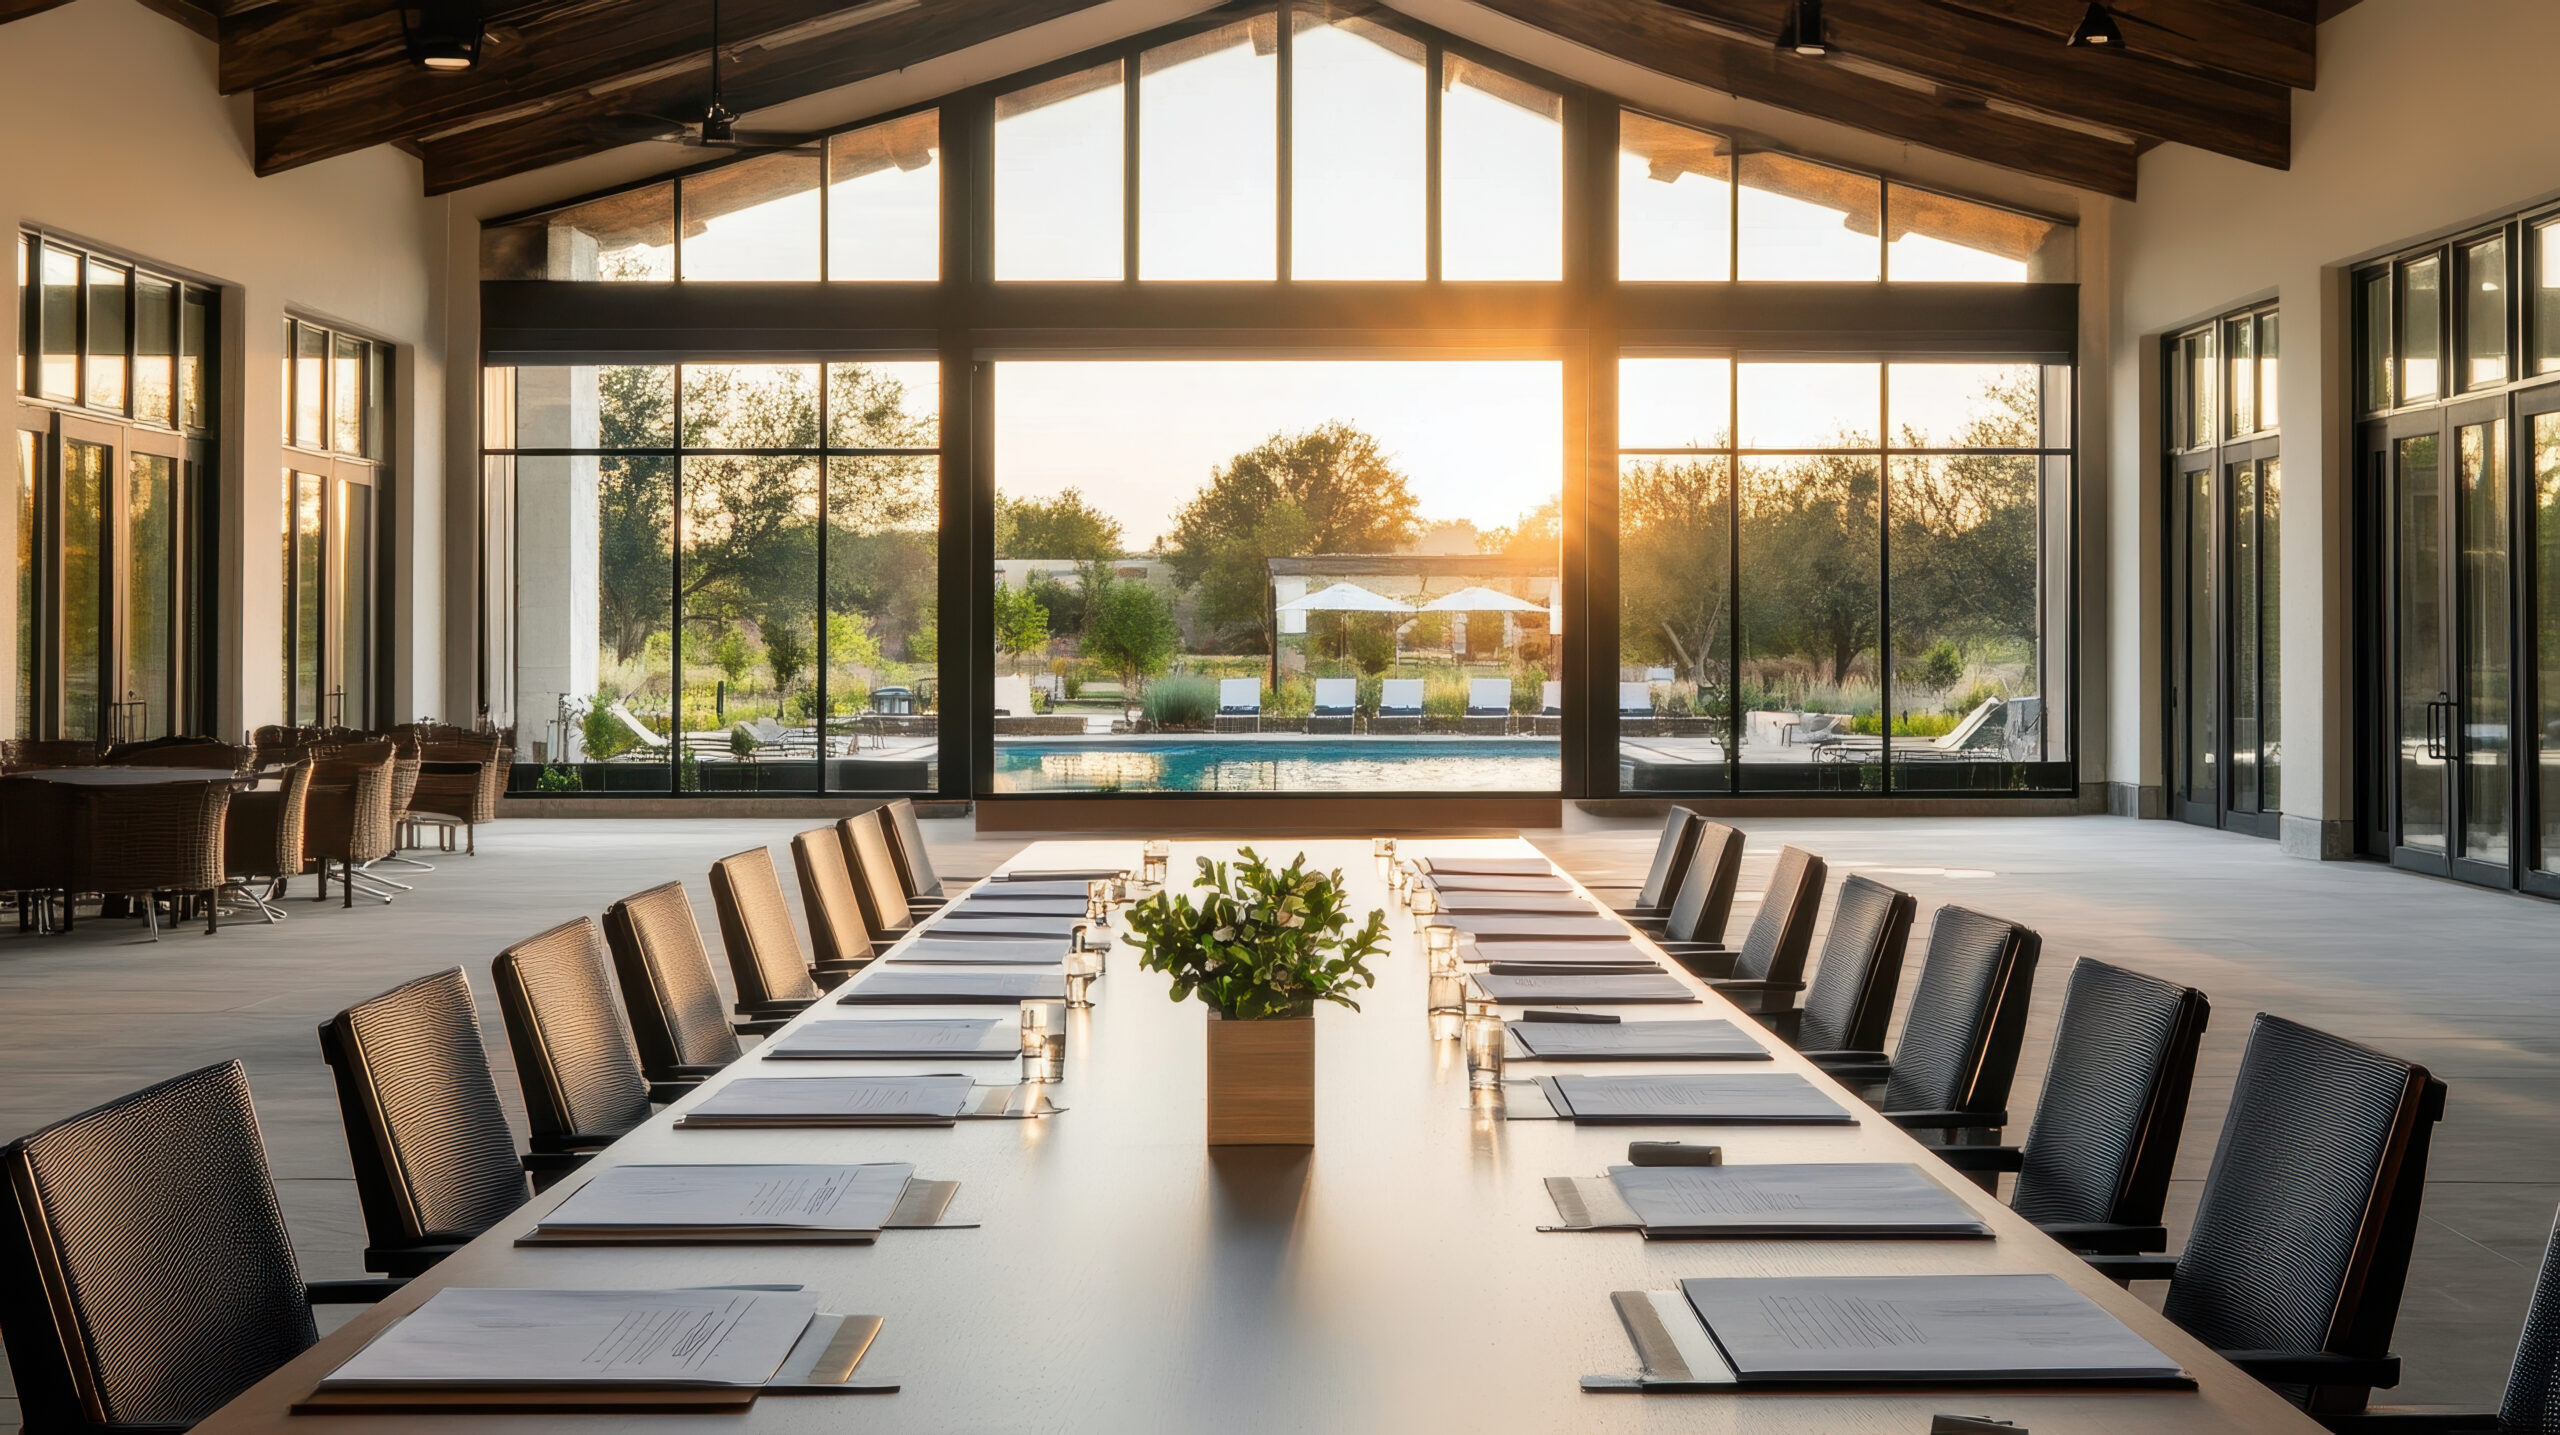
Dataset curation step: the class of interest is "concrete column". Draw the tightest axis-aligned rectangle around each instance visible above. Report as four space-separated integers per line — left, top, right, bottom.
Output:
2278 262 2356 858
511 366 600 761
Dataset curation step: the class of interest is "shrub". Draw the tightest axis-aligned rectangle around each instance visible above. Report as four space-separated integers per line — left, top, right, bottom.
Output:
1422 674 1469 720
730 726 759 758
1510 672 1545 714
1143 674 1219 728
534 764 582 793
1910 640 1965 692
1266 677 1314 721
580 692 644 761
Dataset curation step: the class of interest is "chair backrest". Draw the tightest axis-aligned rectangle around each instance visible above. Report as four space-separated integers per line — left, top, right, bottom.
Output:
227 759 315 879
838 809 917 935
881 797 945 900
1218 677 1261 713
2497 1204 2560 1430
1378 679 1423 713
1313 678 1356 712
1724 844 1828 984
491 917 655 1144
991 673 1033 717
2164 1015 2443 1408
0 1061 317 1430
84 777 233 893
106 736 250 770
602 881 745 1079
710 847 822 1006
1467 678 1510 713
1619 681 1652 715
320 968 528 1259
1793 875 1918 1052
2010 959 2208 1230
1541 680 1561 714
1931 695 2007 751
792 825 877 966
1634 806 1705 912
1660 819 1745 944
1876 905 2041 1115
1 737 101 770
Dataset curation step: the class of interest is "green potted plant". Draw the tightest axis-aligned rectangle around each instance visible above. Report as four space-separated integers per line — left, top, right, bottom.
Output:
1124 848 1389 1146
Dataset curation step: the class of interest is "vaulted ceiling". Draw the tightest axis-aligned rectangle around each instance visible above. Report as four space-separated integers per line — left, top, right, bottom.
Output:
1 0 2342 200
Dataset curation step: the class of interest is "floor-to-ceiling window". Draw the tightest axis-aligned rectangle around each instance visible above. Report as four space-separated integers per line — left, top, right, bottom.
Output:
2166 304 2282 836
278 316 385 730
475 3 2079 804
12 231 215 743
2355 210 2560 897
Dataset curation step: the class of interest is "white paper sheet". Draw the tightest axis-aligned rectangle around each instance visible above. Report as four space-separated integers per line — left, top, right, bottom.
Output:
541 1164 914 1232
686 1075 975 1123
321 1288 821 1389
765 1019 1012 1058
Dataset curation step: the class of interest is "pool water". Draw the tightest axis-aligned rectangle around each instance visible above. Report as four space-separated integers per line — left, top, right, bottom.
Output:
991 737 1562 793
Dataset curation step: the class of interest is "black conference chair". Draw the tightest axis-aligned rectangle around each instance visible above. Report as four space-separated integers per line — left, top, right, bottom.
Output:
0 1061 398 1433
1655 843 1827 1017
320 967 536 1277
711 845 832 1014
838 808 921 940
880 797 953 910
602 880 766 1088
792 825 880 972
492 916 689 1164
1932 958 2207 1251
1626 818 1745 946
1777 873 1917 1050
2092 1014 2445 1417
1583 806 1703 919
1807 903 2040 1134
2319 1202 2560 1433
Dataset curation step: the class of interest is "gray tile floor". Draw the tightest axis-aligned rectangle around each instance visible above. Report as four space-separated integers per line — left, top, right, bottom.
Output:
1 807 2553 1425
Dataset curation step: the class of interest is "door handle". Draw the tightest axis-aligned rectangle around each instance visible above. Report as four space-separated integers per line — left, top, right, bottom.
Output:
2424 698 2444 762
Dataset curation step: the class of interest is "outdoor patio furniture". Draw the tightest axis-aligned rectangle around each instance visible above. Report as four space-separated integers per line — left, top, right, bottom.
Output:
1373 678 1425 733
603 700 667 751
303 743 396 908
407 731 504 854
223 758 311 922
1531 680 1562 735
1464 678 1513 735
993 673 1035 717
1810 695 2008 763
1619 681 1657 734
2003 695 2046 761
104 736 250 770
1309 678 1358 734
84 777 234 938
0 738 101 771
1215 677 1262 733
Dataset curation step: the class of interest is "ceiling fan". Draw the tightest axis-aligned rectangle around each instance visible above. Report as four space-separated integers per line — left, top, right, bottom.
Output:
624 0 818 153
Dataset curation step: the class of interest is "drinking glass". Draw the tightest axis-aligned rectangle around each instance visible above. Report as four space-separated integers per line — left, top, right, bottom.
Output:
1465 1011 1506 1090
1425 924 1461 976
1141 841 1169 885
1020 1005 1052 1081
1372 837 1398 879
1065 970 1094 1009
1086 879 1113 927
1408 883 1438 929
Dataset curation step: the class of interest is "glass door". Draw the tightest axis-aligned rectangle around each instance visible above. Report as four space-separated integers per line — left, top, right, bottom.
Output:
2169 455 2218 824
2526 389 2560 899
2167 441 2281 835
118 431 185 742
279 461 377 730
2388 418 2452 872
2450 401 2516 886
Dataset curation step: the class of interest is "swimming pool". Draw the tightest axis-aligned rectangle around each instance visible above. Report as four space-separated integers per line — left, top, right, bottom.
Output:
990 736 1562 793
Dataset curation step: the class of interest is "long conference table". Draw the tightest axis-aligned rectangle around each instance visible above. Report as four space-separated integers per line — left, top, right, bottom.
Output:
198 838 2326 1434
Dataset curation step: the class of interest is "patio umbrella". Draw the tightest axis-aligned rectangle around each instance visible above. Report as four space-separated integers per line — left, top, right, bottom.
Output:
1277 582 1414 665
1420 586 1545 662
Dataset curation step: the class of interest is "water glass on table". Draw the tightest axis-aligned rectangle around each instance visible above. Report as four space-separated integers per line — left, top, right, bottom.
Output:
1464 1002 1506 1090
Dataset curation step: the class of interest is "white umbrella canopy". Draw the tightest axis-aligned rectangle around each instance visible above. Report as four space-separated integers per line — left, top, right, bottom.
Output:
1418 585 1545 614
1277 581 1415 614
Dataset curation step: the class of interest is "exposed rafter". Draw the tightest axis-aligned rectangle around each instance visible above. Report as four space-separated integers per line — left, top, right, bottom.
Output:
1926 0 2316 91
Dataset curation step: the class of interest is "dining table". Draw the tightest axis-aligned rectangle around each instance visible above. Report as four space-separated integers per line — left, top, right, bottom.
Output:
193 837 2329 1435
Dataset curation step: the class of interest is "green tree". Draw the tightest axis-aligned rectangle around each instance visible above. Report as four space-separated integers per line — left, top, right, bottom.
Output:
1741 451 1880 684
1165 422 1421 647
762 613 811 691
993 579 1051 671
1619 458 1730 683
1080 573 1180 695
997 488 1124 560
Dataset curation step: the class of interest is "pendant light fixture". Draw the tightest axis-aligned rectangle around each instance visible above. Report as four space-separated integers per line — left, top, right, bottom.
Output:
2066 2 2126 49
1776 0 1833 57
400 0 485 71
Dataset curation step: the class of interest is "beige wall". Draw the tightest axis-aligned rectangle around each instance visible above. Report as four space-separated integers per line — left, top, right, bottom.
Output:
0 0 450 737
2106 0 2560 852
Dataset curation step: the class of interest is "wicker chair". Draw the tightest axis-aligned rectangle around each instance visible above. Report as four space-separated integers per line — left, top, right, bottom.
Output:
303 741 396 907
603 880 767 1086
1584 806 1704 918
0 1061 397 1433
1807 904 2042 1136
1626 818 1745 946
320 968 532 1277
711 845 831 1012
102 735 250 770
357 735 428 887
492 917 680 1163
223 758 313 922
1778 874 1917 1050
1655 843 1827 1017
880 796 952 908
2 775 75 932
2092 1015 2445 1416
792 825 879 972
84 777 234 938
837 807 920 940
406 730 507 855
1934 958 2208 1247
0 737 102 771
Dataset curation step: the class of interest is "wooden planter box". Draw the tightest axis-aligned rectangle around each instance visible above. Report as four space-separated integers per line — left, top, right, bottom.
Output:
1205 1011 1314 1146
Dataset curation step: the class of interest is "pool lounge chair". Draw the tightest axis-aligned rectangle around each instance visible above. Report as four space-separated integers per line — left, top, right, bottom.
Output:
1811 695 2006 763
1215 677 1262 733
1373 679 1424 734
1531 680 1563 735
1465 678 1513 735
1309 678 1358 734
603 701 667 756
1619 681 1656 734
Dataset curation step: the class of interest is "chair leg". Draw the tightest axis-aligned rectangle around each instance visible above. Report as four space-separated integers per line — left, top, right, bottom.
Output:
466 822 476 856
142 896 160 942
206 888 218 935
343 860 355 909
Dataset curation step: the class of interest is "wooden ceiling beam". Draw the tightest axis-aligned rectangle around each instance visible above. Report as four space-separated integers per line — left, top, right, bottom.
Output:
415 0 1113 195
1475 0 2141 197
1768 0 2292 168
218 1 556 96
0 0 76 23
1928 0 2315 92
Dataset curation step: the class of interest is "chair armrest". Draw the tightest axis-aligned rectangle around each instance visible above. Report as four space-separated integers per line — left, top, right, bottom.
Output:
668 1064 728 1080
528 1131 623 1155
2319 1407 2504 1434
1930 1145 2024 1174
1664 948 1739 979
2035 1221 2169 1254
647 1081 705 1104
2083 1252 2181 1283
2219 1350 2401 1389
1759 1008 1802 1043
308 1279 407 1304
521 1150 591 1174
1801 1050 1891 1083
1707 979 1804 994
734 999 813 1017
734 1016 790 1037
811 968 852 991
1884 1108 2008 1130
